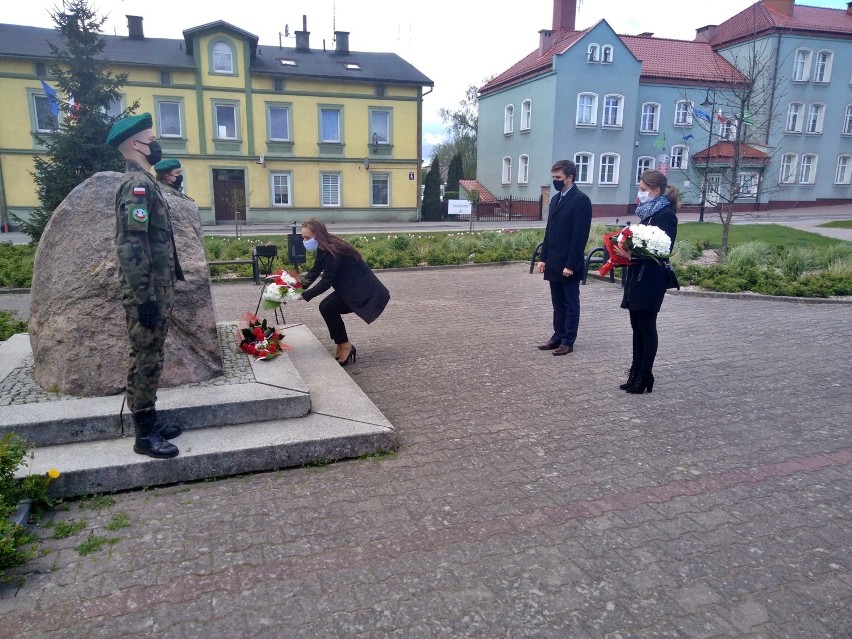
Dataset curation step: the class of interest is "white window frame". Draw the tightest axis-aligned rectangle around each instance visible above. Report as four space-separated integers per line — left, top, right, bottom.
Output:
641 103 660 133
636 156 655 184
792 48 812 82
719 118 737 141
844 105 852 135
213 102 238 140
371 172 390 207
370 108 391 144
602 94 623 128
270 172 292 207
835 155 851 185
502 156 512 184
786 102 803 133
211 40 235 74
574 152 593 184
156 99 183 138
320 107 342 143
32 93 58 133
598 153 620 185
805 103 824 135
674 100 693 126
601 45 613 64
267 104 291 141
799 154 817 185
737 172 759 198
518 154 530 184
576 93 598 127
321 172 341 206
587 44 599 63
670 145 688 170
779 153 798 184
520 99 532 132
105 97 124 119
814 50 833 83
504 104 514 135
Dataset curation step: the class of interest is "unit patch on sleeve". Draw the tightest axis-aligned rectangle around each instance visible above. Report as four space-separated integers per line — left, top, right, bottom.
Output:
133 186 147 197
130 206 149 225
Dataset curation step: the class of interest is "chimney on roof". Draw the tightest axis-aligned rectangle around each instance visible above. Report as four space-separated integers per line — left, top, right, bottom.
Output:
847 1 852 15
761 0 795 17
539 29 554 55
126 15 144 40
694 24 717 42
552 0 577 32
295 15 310 52
334 31 350 55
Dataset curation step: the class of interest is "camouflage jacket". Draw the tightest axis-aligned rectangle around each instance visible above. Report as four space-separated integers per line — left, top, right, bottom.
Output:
115 161 184 305
160 183 195 202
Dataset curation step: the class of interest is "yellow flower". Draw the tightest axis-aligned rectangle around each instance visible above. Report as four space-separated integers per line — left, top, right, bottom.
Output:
47 468 60 479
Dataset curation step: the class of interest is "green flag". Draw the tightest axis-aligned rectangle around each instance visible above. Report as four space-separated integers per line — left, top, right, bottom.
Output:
744 109 755 127
654 134 666 148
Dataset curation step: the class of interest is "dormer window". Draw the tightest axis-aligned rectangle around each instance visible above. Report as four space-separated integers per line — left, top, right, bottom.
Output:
279 59 297 67
212 40 234 74
587 44 599 63
344 63 361 70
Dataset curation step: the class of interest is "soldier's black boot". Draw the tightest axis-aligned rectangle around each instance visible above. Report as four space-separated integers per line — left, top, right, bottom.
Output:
150 408 181 440
133 410 179 458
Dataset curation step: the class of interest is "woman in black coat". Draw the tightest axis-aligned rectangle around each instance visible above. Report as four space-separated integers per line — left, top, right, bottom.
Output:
612 169 679 394
299 218 390 366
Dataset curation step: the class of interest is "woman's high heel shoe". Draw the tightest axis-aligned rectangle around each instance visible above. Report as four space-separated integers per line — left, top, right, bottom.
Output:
625 370 654 394
619 365 639 391
339 345 357 367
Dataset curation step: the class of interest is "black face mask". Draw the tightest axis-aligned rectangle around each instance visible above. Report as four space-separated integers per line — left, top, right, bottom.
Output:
171 174 183 189
552 179 565 191
142 140 163 166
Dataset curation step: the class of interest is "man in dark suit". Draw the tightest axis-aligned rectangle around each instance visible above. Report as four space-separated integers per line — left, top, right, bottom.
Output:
536 159 593 356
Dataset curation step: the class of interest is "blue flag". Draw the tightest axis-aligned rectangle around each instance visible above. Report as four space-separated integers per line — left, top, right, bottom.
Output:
40 80 60 117
693 108 711 123
682 133 694 141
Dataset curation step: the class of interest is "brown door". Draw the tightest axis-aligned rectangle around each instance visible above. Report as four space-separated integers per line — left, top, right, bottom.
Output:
213 169 246 223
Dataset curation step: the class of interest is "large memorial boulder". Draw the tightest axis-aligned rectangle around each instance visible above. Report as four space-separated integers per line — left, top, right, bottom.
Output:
29 171 223 397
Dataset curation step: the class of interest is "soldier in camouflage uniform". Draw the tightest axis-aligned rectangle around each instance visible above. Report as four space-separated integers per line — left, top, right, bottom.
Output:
107 113 184 459
153 158 194 202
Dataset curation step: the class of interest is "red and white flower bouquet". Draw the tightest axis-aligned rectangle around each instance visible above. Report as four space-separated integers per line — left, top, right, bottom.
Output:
237 312 293 361
598 224 673 277
261 269 303 310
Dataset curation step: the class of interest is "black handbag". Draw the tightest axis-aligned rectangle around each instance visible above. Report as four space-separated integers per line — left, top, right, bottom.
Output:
663 262 680 290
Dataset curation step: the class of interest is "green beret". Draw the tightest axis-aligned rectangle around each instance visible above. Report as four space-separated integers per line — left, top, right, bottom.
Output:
153 159 181 173
106 112 153 147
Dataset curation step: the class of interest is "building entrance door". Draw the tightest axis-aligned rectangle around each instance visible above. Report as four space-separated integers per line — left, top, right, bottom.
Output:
213 169 246 223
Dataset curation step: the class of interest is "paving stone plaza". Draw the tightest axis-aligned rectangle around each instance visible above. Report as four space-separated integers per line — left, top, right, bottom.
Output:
1 264 850 638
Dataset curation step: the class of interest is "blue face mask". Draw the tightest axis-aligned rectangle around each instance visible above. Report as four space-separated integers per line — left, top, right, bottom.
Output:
303 237 318 251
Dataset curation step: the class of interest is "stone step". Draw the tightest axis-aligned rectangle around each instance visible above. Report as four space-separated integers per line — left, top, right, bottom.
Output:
5 324 396 497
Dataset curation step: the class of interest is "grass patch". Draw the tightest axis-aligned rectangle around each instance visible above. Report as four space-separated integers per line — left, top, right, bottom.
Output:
52 518 87 539
819 220 852 229
75 534 120 557
78 495 116 512
357 450 397 461
104 512 130 531
0 310 28 341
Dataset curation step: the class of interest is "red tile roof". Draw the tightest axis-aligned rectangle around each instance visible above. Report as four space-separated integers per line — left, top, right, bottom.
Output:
459 180 498 204
710 2 852 47
480 28 747 96
692 141 770 162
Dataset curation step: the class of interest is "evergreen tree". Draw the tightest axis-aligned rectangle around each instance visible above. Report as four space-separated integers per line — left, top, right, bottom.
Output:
446 153 463 195
422 158 442 221
17 0 136 242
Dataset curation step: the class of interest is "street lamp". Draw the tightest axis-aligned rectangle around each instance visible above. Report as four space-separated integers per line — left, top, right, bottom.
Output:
698 89 715 223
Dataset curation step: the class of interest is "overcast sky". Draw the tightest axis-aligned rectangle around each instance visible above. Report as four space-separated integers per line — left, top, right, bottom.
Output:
6 0 848 157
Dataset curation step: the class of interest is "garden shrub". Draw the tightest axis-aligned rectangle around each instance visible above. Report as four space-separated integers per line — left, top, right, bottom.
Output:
725 241 770 273
0 311 28 341
781 246 812 280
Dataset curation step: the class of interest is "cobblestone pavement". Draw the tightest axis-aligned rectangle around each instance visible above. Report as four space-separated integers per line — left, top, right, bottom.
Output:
1 265 851 638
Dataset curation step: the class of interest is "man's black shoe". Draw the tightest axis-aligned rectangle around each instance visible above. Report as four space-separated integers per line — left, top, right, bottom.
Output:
552 344 574 356
538 340 560 350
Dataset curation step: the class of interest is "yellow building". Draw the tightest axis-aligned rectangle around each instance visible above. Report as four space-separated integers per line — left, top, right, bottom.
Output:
0 17 433 227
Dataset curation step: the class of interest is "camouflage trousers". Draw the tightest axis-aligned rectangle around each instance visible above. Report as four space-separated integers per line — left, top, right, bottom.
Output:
122 285 175 414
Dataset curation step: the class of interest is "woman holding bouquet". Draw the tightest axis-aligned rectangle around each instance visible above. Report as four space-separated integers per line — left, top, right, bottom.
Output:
298 218 390 366
612 169 678 394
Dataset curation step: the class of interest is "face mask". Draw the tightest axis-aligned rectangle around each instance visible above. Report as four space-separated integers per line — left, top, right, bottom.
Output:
171 174 183 189
303 237 318 251
141 140 162 166
637 190 651 204
552 179 565 191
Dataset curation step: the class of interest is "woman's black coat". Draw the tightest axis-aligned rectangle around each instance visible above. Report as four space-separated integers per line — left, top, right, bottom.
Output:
301 249 390 323
620 205 678 313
